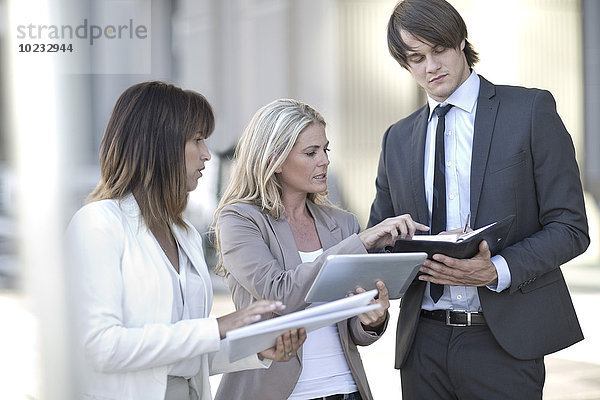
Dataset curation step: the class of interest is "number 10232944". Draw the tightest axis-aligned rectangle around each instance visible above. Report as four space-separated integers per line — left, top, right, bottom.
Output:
18 43 73 53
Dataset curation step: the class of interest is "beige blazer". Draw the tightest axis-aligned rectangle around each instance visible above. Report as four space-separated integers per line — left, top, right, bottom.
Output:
214 201 388 400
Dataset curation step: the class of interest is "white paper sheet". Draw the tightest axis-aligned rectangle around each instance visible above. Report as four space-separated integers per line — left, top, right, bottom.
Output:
223 289 380 362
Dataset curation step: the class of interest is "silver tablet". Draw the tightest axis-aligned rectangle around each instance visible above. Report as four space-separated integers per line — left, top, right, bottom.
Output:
304 252 427 303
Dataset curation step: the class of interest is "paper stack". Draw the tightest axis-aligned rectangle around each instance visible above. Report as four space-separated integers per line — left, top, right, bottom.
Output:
224 289 380 362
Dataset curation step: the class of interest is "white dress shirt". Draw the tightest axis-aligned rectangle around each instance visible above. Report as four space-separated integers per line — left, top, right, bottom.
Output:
422 70 511 312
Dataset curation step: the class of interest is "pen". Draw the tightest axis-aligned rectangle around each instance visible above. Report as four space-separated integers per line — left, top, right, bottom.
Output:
463 212 471 233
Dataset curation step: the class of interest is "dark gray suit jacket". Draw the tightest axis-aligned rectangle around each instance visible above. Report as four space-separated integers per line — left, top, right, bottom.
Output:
215 201 387 400
368 76 589 368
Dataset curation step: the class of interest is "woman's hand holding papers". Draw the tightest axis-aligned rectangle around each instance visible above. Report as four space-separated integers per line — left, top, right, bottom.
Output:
258 328 307 362
354 280 390 333
358 214 429 251
217 300 286 339
217 300 306 362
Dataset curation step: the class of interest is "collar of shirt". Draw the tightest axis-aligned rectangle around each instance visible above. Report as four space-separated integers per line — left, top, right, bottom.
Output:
427 69 480 120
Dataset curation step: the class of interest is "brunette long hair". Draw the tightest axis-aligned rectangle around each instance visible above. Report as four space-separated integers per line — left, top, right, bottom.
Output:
87 81 214 231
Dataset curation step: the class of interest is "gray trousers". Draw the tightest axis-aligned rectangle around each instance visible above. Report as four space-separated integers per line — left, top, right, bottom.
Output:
400 316 545 400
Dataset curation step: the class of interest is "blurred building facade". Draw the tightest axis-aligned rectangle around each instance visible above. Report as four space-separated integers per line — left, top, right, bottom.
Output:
13 0 593 226
3 0 596 250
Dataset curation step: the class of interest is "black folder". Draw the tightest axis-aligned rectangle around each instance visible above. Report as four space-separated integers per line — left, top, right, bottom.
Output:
385 215 515 259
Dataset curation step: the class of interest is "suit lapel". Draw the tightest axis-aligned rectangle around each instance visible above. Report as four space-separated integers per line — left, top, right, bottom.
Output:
173 225 198 271
120 195 174 320
264 201 341 269
173 224 207 277
411 105 431 225
307 201 342 250
471 77 499 226
266 211 304 269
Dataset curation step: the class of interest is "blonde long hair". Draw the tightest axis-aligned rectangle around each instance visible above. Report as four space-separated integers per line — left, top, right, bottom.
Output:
213 98 328 274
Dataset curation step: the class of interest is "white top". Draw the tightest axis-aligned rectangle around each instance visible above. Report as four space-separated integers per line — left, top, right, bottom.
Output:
161 245 206 378
67 194 269 400
288 249 358 399
163 245 204 398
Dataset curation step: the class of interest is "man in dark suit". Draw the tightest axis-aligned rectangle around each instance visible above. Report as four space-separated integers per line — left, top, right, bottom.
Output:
368 0 590 398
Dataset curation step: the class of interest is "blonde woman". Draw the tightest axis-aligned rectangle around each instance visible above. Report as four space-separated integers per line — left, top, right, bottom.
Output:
67 82 305 400
213 99 428 400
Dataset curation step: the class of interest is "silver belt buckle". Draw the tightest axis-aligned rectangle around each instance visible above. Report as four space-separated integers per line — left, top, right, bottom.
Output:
445 309 471 327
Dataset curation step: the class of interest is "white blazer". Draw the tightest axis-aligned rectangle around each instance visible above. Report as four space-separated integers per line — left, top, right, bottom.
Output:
67 194 268 400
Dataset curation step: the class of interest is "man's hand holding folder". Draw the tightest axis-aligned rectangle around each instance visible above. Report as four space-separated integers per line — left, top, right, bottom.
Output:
386 215 515 288
386 215 514 259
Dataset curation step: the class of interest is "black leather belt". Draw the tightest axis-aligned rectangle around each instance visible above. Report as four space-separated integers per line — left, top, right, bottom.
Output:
309 392 361 400
421 309 487 326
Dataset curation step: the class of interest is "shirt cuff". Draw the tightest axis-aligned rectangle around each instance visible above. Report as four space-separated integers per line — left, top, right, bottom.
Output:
206 317 223 351
255 353 273 368
487 255 511 292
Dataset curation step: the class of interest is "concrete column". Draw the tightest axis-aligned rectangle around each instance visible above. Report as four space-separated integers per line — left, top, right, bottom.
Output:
583 0 600 201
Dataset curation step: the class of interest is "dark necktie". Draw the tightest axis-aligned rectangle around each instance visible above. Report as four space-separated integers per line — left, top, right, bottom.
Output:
430 104 453 303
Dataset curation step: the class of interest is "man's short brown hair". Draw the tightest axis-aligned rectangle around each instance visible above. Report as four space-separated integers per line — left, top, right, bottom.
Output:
387 0 479 69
